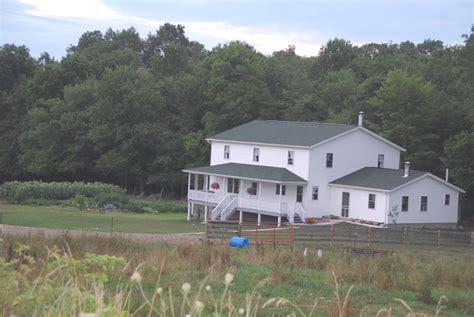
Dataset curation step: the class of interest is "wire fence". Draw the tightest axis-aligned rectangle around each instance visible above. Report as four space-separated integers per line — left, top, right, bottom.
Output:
206 221 474 249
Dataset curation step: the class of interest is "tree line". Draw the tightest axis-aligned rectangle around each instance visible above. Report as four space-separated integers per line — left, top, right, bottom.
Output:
0 24 473 220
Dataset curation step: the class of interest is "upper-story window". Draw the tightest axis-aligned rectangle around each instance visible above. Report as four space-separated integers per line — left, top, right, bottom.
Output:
312 186 319 200
253 148 260 162
326 153 333 168
288 151 294 165
402 196 409 211
377 154 384 168
445 194 450 206
368 194 376 209
420 196 428 212
224 145 230 159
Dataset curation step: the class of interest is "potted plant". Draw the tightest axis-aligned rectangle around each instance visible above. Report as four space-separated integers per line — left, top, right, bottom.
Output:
210 182 220 190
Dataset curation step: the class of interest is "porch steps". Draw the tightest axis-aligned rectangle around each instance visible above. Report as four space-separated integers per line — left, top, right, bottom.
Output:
293 214 304 224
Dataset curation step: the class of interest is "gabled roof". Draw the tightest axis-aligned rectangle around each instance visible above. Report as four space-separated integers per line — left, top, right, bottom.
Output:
208 120 405 151
208 120 357 147
183 163 307 183
330 167 465 193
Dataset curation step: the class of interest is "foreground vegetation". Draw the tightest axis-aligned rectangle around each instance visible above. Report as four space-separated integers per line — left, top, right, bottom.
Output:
0 202 200 234
1 234 473 316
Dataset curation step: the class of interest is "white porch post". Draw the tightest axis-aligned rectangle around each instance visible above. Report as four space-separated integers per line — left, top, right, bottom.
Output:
239 179 243 206
187 201 191 221
278 183 283 227
204 175 209 223
257 213 261 226
239 210 243 224
277 216 281 227
258 182 262 211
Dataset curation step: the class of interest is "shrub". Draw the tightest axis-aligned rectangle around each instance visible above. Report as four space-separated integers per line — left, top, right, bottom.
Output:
0 181 125 204
93 192 129 209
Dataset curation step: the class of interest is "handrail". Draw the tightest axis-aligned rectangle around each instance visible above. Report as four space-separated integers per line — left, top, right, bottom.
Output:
295 203 306 221
212 194 237 220
282 203 294 223
220 196 238 220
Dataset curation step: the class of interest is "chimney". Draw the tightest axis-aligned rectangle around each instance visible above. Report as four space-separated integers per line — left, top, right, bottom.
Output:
403 161 411 178
445 168 449 182
358 111 364 127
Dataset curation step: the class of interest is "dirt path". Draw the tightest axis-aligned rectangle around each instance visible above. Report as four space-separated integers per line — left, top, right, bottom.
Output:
0 224 204 245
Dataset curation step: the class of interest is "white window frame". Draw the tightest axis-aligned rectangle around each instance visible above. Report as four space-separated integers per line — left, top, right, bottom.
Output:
377 154 384 168
445 194 450 206
326 153 333 168
253 148 260 162
312 186 318 200
287 151 294 165
368 194 376 209
224 145 230 159
402 196 409 212
420 196 428 212
276 184 286 195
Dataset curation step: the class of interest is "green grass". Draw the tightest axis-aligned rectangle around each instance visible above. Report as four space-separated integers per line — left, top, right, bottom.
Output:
2 234 473 316
0 202 203 234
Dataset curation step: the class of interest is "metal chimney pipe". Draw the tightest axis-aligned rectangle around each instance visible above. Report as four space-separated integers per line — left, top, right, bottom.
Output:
445 168 449 182
358 111 364 127
403 161 411 178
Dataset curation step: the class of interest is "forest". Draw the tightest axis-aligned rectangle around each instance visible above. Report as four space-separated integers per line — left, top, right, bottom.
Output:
0 24 473 221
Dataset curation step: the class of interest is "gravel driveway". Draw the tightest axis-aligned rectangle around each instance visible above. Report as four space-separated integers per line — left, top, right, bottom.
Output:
0 224 204 245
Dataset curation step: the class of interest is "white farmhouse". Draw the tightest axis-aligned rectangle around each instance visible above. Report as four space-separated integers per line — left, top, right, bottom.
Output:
183 112 464 228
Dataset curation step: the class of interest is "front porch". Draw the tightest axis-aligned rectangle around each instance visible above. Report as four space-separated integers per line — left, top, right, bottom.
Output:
183 163 308 224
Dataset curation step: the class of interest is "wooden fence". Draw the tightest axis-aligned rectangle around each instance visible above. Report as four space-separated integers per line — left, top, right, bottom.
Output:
206 221 474 249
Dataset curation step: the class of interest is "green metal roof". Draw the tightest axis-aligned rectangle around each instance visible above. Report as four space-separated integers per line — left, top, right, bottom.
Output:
330 167 428 191
183 163 307 183
209 120 357 146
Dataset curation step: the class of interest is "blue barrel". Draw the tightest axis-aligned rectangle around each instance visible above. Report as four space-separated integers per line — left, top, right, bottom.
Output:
229 236 249 248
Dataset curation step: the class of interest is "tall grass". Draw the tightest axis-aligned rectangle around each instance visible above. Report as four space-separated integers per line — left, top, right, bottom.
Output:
1 234 472 316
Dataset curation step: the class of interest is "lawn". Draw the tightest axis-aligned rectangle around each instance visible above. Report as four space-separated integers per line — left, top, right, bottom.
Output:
0 201 203 234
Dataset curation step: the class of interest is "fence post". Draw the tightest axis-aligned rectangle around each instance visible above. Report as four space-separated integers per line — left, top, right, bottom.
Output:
0 212 3 235
205 222 209 243
330 224 334 247
237 222 241 237
471 232 474 248
110 217 114 237
367 227 371 247
437 230 441 249
273 225 276 247
402 227 407 247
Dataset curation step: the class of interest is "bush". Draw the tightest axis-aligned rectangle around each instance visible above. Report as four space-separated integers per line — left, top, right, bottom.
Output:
93 192 129 209
0 181 125 204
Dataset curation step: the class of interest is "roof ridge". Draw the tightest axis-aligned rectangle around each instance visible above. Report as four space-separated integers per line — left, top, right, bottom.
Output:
254 119 356 126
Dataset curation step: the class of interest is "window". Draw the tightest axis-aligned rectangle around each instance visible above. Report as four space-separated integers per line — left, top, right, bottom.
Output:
288 151 294 165
248 182 258 195
189 175 195 190
253 148 260 162
197 175 204 190
227 178 240 194
276 184 286 195
377 154 384 168
402 196 409 212
368 194 376 209
312 186 319 200
296 186 303 202
420 196 428 212
445 194 450 206
326 153 333 167
224 145 230 159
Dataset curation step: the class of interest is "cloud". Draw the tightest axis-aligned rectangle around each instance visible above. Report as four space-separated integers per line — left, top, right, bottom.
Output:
17 0 324 56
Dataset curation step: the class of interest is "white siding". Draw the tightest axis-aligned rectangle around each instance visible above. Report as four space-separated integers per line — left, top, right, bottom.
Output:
329 186 388 223
306 129 401 216
210 141 310 179
388 176 459 224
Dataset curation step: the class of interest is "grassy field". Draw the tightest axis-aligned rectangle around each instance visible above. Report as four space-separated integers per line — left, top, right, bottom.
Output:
1 233 473 316
0 201 203 234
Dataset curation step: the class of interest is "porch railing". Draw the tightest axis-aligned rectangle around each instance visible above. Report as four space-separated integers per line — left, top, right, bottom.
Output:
211 194 237 220
295 203 306 221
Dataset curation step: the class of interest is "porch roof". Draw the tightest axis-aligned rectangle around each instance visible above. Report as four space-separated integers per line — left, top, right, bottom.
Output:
183 163 307 183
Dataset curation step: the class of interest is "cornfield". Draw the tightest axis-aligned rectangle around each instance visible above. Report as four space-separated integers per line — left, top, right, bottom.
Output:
0 181 125 203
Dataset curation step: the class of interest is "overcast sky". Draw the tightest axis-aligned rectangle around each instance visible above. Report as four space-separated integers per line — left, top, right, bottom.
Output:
1 0 473 58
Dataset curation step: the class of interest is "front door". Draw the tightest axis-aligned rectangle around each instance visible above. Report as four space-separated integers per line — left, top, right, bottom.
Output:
341 192 350 217
296 186 303 203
